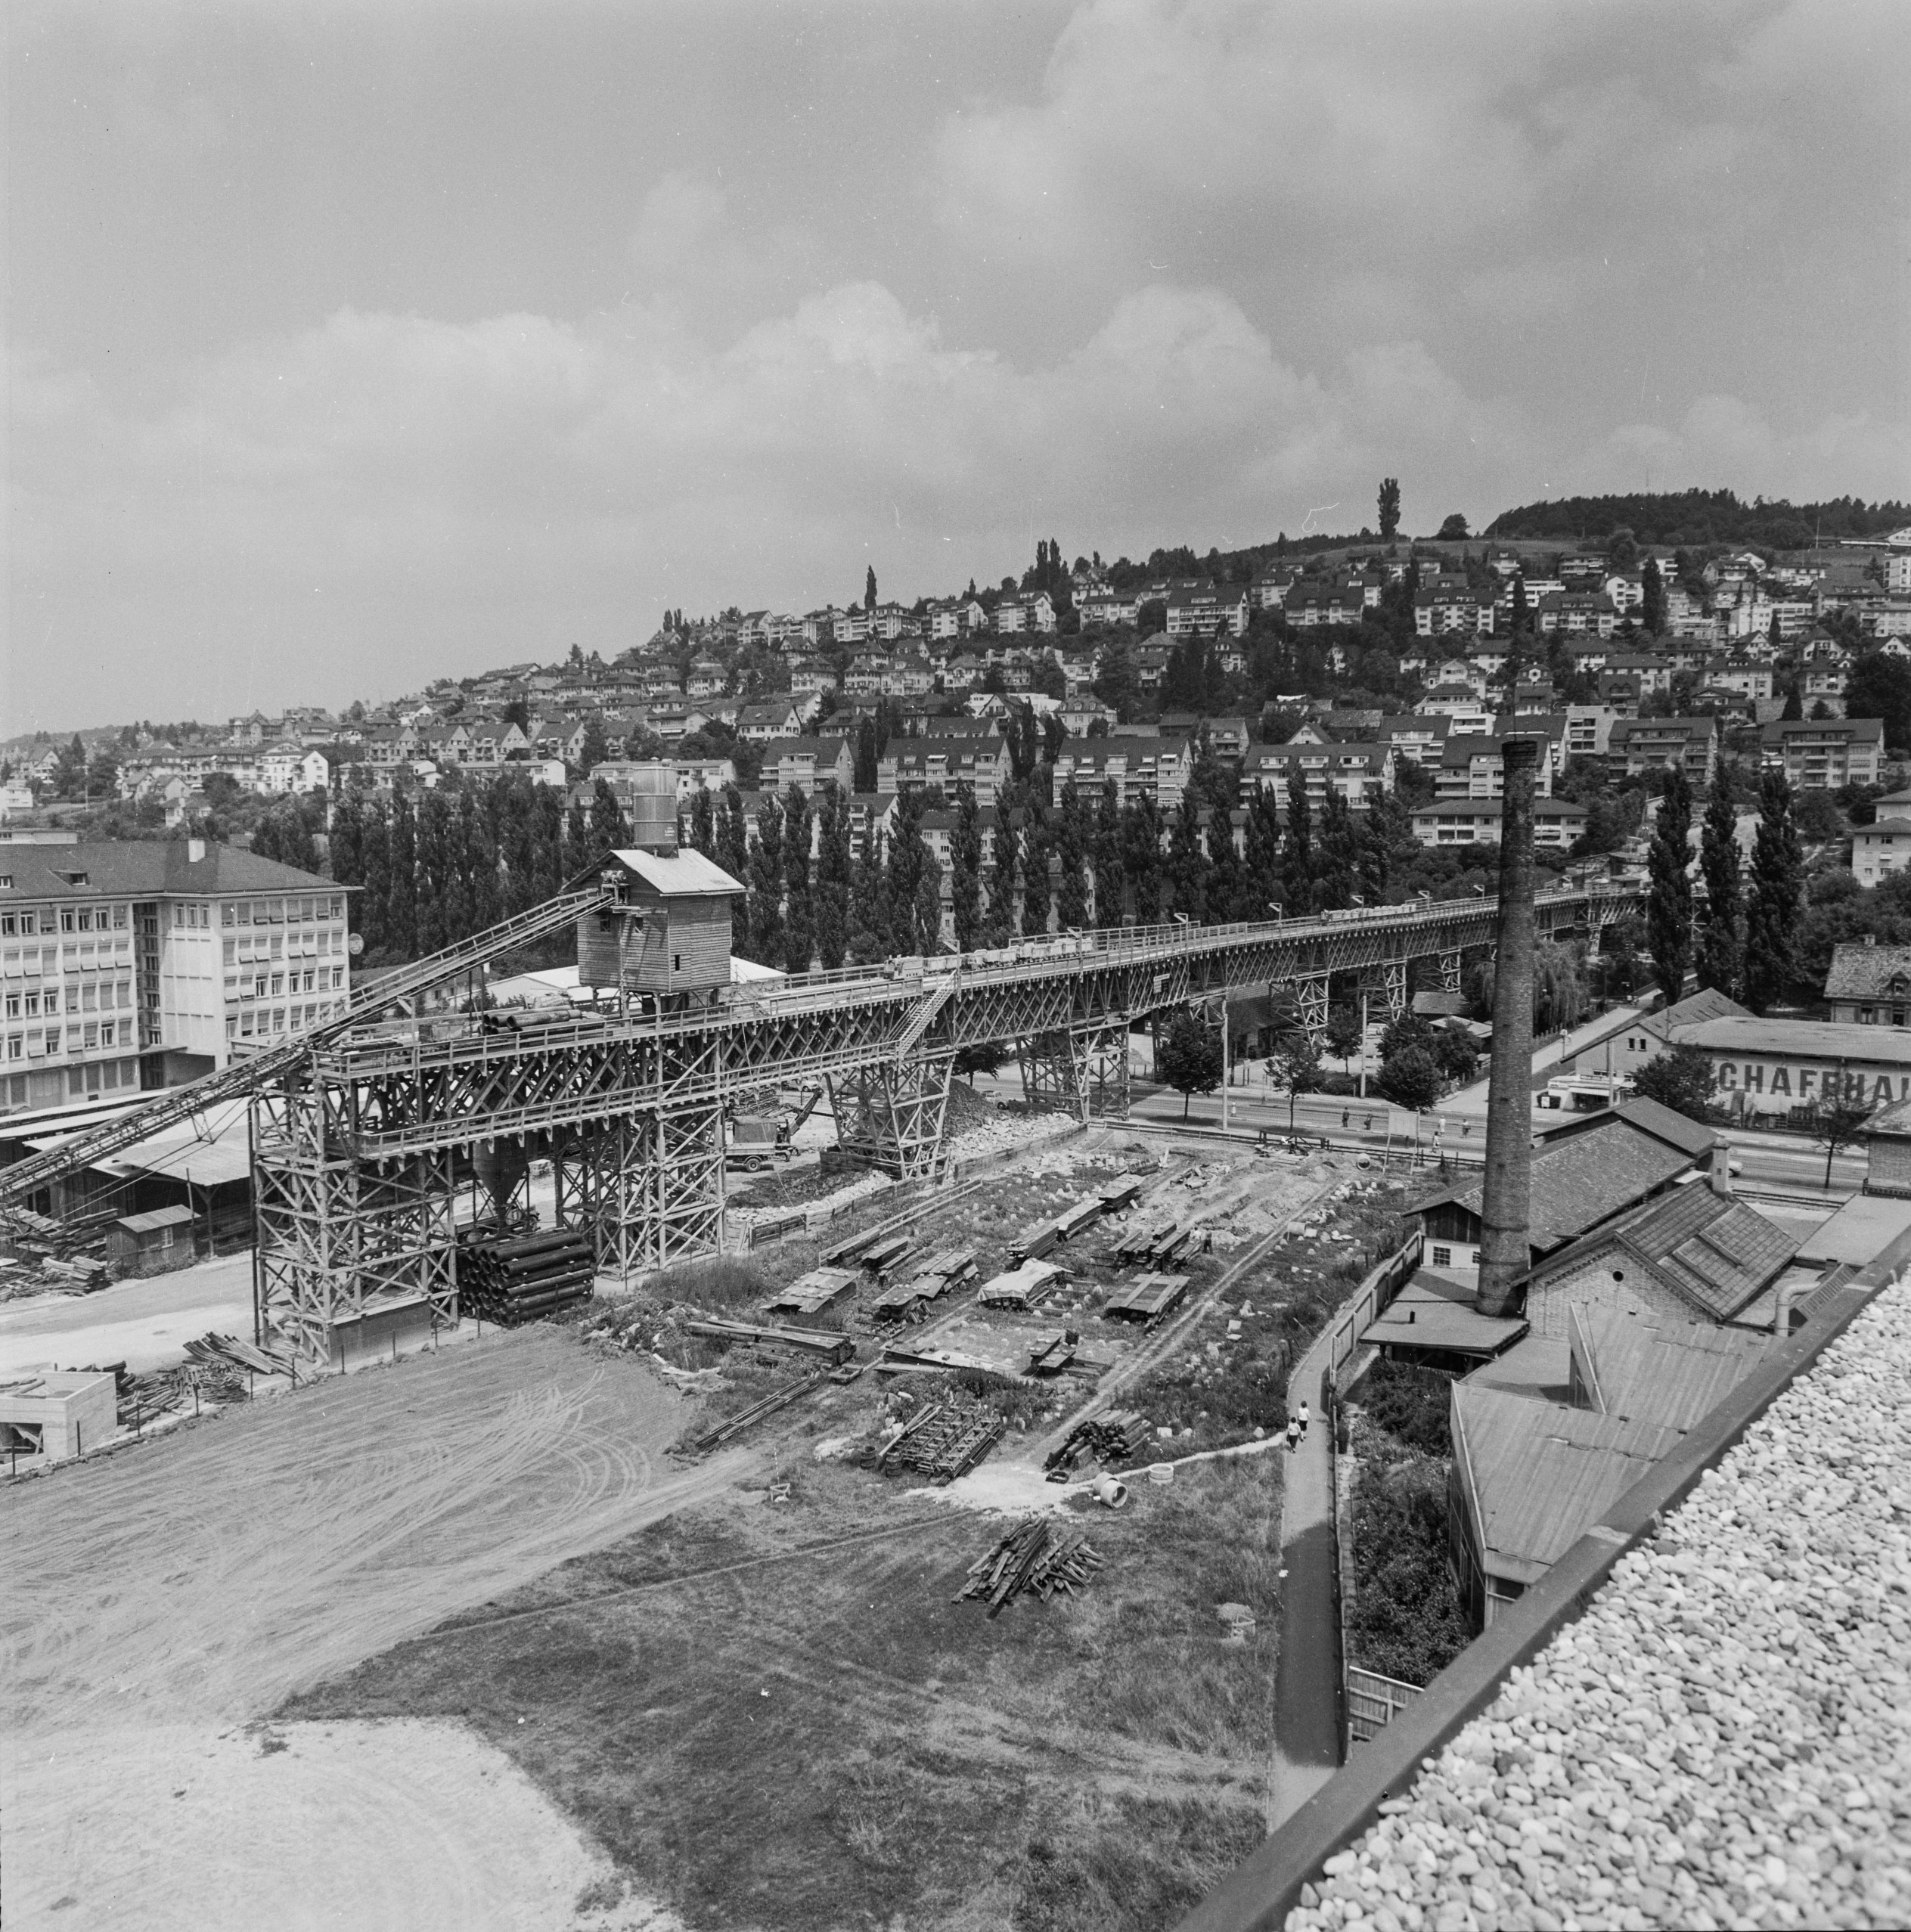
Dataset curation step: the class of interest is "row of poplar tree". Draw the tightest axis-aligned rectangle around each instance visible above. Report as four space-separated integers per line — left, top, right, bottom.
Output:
282 764 1390 973
1645 764 1804 1013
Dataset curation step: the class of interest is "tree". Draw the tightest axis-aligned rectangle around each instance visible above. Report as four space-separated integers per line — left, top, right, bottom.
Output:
577 714 610 774
1267 1031 1325 1135
1639 556 1666 635
949 783 983 950
954 1041 1005 1086
1053 782 1090 932
1630 1044 1716 1123
1436 513 1469 541
1432 1029 1478 1085
1744 770 1804 1010
1845 653 1911 751
864 565 877 612
1281 773 1314 913
1165 798 1208 923
781 785 813 973
852 715 882 793
1806 1093 1872 1192
1121 795 1164 925
1157 1007 1223 1120
1646 764 1694 1000
1377 1045 1442 1112
1695 781 1742 996
848 830 889 963
747 796 785 966
1378 478 1401 542
1091 781 1125 928
1606 526 1639 570
591 777 631 854
1014 816 1050 938
814 783 851 968
1325 1006 1363 1066
386 792 418 959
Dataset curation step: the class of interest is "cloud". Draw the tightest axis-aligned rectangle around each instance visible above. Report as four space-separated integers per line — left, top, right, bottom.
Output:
8 280 1519 725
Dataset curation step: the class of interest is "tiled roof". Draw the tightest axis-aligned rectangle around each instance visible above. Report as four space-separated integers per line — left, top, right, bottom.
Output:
1419 1109 1701 1254
1641 986 1750 1040
0 839 332 898
1823 941 1911 1002
1534 1182 1800 1322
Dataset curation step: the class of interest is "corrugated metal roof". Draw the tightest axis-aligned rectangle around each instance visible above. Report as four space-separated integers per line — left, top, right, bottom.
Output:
116 1140 253 1189
1568 1306 1766 1431
1453 1384 1682 1583
114 1205 197 1234
606 848 745 898
1673 1015 1911 1067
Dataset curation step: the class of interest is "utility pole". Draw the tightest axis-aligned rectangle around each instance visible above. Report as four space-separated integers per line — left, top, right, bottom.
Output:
1476 736 1539 1317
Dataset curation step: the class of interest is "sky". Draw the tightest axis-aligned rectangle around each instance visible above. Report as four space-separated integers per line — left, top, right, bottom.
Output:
7 0 1909 734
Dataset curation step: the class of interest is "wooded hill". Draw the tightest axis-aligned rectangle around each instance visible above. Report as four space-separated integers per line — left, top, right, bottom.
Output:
1484 488 1907 551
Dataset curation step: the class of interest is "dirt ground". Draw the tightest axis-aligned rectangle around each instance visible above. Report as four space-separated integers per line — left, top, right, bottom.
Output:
287 1453 1281 1932
0 1251 259 1377
8 1718 683 1932
2 1328 743 1929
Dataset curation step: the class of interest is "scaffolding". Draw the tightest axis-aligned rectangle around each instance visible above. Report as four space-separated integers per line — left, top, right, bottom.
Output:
829 1056 955 1179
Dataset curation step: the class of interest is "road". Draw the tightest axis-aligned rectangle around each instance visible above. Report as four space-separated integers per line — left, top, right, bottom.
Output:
1128 1084 1865 1196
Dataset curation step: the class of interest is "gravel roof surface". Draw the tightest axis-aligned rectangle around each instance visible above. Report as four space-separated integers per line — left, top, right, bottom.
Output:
1287 1275 1911 1932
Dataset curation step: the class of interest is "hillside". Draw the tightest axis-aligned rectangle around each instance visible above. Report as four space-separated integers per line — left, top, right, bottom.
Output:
1484 488 1907 550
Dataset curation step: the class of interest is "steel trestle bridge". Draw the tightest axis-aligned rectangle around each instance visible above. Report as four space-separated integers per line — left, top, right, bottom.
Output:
244 883 1637 1361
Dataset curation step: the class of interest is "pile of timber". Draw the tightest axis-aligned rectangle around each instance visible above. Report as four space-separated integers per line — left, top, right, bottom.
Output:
877 1388 1005 1481
460 1228 596 1326
187 1332 296 1378
688 1373 824 1453
683 1317 855 1366
1113 1218 1198 1267
1044 1409 1149 1474
956 1514 1105 1616
858 1233 914 1278
765 1266 858 1320
1100 1271 1190 1325
1097 1175 1144 1214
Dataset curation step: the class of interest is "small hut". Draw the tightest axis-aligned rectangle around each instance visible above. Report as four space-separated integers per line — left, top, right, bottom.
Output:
577 848 746 999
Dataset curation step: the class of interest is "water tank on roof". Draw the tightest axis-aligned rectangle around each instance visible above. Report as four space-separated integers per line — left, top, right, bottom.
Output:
620 761 678 853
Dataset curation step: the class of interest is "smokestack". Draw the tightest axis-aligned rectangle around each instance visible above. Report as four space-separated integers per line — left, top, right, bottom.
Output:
1475 736 1540 1317
1708 1142 1734 1196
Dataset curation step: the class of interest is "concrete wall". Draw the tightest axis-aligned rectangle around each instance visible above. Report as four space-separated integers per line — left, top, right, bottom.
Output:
0 1371 117 1462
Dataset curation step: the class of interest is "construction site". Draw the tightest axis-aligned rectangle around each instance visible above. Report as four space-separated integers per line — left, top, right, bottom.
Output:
0 791 1640 1929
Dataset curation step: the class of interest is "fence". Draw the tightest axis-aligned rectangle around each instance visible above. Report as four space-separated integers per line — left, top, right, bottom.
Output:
1322 1231 1422 1385
1346 1665 1423 1747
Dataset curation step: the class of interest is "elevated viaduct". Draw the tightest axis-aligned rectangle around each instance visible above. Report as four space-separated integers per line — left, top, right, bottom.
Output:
246 883 1638 1361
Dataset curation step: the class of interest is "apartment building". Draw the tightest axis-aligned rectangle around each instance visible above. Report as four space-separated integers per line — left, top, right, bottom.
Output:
1760 718 1885 790
0 838 349 1115
1609 716 1720 786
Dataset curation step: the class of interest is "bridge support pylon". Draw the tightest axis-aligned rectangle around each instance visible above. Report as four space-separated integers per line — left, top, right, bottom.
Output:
1295 972 1330 1041
1016 1025 1131 1122
1438 948 1463 995
251 1090 459 1363
829 1056 955 1180
553 1103 727 1279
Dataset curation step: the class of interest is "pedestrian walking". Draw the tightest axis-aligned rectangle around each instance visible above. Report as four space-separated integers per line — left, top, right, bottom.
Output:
1286 1416 1301 1454
1298 1400 1311 1437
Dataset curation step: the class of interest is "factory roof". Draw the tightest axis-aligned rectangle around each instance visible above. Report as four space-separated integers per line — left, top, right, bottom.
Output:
0 839 334 899
1671 1014 1911 1065
1360 1271 1528 1358
1567 1304 1769 1431
1451 1383 1683 1585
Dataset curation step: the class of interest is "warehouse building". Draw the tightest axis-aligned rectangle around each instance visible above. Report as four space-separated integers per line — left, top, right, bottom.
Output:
1668 1013 1911 1120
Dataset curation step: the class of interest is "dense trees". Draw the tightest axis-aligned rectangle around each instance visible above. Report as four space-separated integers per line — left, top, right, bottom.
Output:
1695 780 1743 997
1377 479 1401 542
1485 488 1909 549
1646 766 1694 999
1744 771 1805 1011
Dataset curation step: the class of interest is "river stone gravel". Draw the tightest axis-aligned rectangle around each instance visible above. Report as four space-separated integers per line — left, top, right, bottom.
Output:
1286 1273 1911 1932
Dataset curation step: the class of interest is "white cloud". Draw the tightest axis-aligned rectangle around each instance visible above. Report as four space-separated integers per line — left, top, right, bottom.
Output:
8 279 1519 724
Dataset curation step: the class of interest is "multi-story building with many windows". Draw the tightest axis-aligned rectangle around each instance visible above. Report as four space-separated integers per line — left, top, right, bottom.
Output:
0 836 348 1115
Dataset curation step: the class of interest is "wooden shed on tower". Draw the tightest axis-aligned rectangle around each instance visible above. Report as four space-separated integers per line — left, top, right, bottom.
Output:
577 847 746 998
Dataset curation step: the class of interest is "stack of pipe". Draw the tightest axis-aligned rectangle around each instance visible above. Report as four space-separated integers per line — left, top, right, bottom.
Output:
460 1229 596 1326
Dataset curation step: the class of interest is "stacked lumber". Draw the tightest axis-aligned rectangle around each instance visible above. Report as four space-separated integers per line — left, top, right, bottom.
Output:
1097 1175 1144 1214
460 1228 596 1326
1054 1195 1103 1239
858 1233 914 1277
1009 1218 1063 1265
1044 1409 1149 1473
869 1280 931 1323
1111 1217 1165 1263
187 1332 296 1378
1101 1272 1189 1324
956 1514 1105 1616
877 1388 1005 1481
919 1247 979 1291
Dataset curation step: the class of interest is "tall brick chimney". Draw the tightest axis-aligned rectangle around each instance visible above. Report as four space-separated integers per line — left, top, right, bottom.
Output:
1475 736 1540 1317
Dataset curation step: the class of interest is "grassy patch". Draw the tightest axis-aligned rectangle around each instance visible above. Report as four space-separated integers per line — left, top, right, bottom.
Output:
1349 1357 1453 1457
284 1458 1279 1930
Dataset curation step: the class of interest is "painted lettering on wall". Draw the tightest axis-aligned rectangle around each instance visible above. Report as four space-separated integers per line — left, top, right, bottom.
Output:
1710 1059 1911 1106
